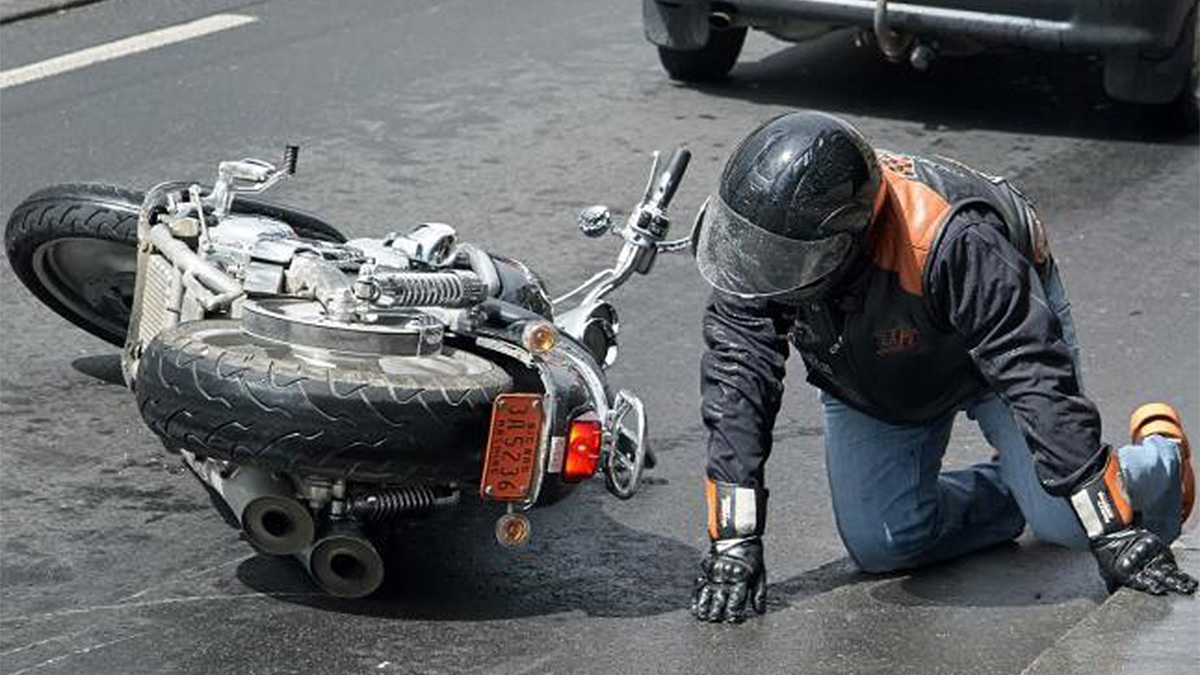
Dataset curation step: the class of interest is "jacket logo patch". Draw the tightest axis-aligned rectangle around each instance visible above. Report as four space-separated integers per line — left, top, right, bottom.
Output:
875 328 920 356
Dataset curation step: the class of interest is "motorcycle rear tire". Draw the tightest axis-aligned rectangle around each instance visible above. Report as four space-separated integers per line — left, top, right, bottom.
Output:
136 319 513 481
4 183 347 347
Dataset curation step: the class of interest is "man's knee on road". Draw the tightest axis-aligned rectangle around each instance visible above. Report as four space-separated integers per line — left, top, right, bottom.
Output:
837 504 955 573
838 503 1026 573
840 517 938 573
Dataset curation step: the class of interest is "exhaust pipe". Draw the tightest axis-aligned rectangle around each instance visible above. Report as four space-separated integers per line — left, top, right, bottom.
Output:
183 453 316 555
299 521 385 598
873 0 912 63
709 11 735 31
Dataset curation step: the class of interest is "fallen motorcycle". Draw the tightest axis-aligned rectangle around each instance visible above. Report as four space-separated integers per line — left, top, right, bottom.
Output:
4 146 694 597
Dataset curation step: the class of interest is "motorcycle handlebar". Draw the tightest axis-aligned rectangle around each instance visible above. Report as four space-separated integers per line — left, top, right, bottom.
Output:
654 148 690 210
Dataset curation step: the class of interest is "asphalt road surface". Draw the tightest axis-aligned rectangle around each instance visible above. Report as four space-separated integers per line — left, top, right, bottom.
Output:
1 1 1197 674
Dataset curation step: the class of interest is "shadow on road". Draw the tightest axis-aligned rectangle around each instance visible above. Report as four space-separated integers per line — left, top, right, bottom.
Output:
693 31 1197 144
765 540 1102 614
236 484 699 621
236 508 1102 623
871 539 1106 607
768 556 869 611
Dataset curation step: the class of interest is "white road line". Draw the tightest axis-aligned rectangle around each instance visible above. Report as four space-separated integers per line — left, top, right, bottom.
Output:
0 13 258 90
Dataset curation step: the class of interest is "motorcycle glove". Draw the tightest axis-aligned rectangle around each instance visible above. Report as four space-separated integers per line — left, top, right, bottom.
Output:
693 480 768 623
1069 447 1197 596
692 536 767 623
1091 528 1197 595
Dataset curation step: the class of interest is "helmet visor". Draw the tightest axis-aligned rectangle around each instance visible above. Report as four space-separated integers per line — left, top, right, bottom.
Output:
694 193 853 298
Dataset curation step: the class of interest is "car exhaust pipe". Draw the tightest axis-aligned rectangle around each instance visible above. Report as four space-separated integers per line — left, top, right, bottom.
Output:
299 521 385 598
709 11 735 31
182 453 316 555
873 0 911 62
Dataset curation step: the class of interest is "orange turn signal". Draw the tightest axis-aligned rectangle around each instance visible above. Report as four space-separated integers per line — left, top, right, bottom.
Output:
522 321 558 355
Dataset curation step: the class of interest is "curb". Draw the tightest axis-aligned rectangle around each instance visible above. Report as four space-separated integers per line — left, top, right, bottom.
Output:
1020 531 1199 674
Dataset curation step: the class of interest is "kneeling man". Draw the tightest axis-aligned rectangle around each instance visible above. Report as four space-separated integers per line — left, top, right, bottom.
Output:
690 111 1196 623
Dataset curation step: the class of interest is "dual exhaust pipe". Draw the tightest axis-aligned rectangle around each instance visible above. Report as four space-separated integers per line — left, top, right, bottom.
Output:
299 522 385 598
183 454 384 598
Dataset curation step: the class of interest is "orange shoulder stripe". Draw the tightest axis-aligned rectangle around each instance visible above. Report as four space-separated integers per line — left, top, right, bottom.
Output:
868 170 951 296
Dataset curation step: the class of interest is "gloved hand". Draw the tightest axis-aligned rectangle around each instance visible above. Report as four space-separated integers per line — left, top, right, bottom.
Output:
691 537 766 623
1068 446 1196 597
1091 527 1197 595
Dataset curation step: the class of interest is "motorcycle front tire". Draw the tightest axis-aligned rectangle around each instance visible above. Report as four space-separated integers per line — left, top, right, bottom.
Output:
4 183 347 347
135 319 513 482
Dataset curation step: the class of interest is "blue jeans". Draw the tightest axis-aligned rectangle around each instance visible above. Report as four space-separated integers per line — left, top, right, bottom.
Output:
821 263 1184 573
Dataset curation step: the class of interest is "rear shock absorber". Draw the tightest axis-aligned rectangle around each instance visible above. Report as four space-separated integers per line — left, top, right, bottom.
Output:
349 485 460 522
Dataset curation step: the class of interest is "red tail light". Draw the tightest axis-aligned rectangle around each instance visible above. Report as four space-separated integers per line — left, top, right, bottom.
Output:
564 415 603 482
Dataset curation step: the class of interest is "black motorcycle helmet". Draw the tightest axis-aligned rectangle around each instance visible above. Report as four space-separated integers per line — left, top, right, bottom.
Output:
693 111 882 300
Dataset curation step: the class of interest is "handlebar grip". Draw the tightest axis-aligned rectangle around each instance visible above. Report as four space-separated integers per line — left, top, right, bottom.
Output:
656 148 691 209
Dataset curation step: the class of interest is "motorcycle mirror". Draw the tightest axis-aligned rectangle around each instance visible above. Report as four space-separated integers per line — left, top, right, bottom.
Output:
392 222 459 268
577 205 612 238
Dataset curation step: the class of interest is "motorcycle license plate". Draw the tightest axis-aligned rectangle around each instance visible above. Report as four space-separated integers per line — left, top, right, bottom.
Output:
480 394 544 501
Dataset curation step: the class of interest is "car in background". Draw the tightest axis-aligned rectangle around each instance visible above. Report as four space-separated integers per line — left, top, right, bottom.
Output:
643 0 1198 116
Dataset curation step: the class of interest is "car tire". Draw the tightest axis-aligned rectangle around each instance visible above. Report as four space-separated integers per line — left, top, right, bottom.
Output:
1103 5 1198 131
1167 7 1200 132
657 27 747 82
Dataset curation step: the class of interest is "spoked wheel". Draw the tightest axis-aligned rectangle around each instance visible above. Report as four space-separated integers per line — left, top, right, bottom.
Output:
30 237 138 345
604 390 648 499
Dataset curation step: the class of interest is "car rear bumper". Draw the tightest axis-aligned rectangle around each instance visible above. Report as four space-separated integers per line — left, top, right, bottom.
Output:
648 0 1194 54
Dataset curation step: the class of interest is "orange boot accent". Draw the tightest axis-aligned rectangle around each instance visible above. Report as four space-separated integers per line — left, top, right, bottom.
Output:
1130 403 1194 523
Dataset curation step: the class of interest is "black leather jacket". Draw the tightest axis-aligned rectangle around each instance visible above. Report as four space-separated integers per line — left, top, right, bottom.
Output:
700 206 1107 497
